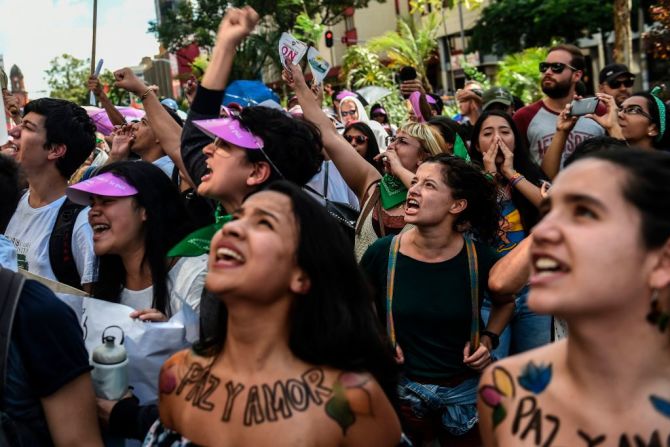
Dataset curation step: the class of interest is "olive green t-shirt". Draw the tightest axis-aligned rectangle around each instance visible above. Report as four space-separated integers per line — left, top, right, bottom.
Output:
360 235 500 380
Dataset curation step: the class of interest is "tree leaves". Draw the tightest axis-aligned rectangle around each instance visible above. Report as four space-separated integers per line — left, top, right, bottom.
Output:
470 0 614 55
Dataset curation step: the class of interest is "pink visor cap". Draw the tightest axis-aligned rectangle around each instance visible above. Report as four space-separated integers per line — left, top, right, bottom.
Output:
193 118 264 150
66 172 138 205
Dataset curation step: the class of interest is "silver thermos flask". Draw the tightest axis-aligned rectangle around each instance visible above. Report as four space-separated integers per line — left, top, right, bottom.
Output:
91 326 128 400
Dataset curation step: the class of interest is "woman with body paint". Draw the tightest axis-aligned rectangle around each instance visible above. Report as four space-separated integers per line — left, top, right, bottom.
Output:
479 148 670 446
149 182 402 446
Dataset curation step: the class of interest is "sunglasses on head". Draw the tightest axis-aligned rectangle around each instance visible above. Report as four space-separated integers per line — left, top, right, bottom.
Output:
607 78 635 89
341 110 357 117
344 134 368 145
539 62 578 74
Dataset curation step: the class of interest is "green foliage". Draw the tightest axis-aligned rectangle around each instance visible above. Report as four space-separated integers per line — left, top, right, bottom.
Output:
45 54 91 104
366 12 441 92
149 0 384 82
461 60 489 88
45 54 129 106
470 0 614 55
340 46 406 125
495 47 548 105
292 13 325 46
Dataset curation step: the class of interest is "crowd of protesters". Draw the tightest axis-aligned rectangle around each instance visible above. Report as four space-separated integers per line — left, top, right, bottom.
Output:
1 4 670 447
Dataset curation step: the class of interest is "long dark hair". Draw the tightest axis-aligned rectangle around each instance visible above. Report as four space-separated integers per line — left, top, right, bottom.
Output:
92 161 195 316
195 181 398 401
344 121 381 171
423 154 501 244
469 110 545 230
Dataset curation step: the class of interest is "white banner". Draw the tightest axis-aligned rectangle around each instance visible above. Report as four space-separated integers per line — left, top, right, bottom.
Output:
59 294 199 405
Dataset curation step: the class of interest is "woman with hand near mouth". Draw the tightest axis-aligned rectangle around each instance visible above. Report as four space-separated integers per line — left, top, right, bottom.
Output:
66 161 206 321
469 111 550 358
286 64 450 261
150 181 402 446
361 154 515 447
478 149 670 446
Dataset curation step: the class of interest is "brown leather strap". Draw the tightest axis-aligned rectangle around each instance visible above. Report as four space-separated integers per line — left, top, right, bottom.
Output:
355 180 381 236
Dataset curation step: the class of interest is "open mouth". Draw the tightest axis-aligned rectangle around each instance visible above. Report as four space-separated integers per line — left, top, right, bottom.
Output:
201 164 213 183
532 255 569 276
405 198 420 214
214 246 246 267
91 223 110 240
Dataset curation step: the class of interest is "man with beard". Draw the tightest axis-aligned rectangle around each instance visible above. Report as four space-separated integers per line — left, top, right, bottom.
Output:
598 63 635 107
513 44 604 165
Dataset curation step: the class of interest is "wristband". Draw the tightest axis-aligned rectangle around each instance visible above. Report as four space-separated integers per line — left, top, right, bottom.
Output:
509 172 525 187
484 172 496 182
140 88 153 100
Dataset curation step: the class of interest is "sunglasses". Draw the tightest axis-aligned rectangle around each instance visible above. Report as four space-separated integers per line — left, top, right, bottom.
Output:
344 134 368 145
619 105 653 121
539 62 578 74
340 110 357 117
607 78 635 89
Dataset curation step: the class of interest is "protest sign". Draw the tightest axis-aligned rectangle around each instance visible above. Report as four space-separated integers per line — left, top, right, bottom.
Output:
278 32 308 68
306 47 331 85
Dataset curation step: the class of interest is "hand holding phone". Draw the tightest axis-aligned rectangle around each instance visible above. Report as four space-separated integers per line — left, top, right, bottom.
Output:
569 97 599 117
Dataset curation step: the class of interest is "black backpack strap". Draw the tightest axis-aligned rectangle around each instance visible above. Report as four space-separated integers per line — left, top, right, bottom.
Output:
0 268 25 404
49 199 86 290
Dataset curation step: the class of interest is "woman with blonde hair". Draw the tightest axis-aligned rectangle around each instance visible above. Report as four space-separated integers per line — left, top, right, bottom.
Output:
286 65 452 259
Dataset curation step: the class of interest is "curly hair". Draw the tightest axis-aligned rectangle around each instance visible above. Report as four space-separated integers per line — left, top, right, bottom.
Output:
423 154 501 244
237 106 324 186
23 98 96 179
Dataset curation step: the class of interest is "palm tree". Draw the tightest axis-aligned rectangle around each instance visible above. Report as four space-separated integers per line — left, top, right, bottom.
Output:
366 12 442 92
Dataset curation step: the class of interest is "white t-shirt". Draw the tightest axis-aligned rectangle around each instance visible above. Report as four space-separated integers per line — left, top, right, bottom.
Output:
5 192 97 284
0 235 18 271
119 255 207 315
306 161 360 210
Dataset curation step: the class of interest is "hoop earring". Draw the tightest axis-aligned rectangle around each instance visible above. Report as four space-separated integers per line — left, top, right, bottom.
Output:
646 288 670 332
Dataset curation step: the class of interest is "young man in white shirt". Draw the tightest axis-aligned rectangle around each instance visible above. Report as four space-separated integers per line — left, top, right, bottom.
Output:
5 98 98 291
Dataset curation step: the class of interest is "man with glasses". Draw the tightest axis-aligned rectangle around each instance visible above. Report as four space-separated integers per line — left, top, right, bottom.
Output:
598 63 635 107
513 44 604 165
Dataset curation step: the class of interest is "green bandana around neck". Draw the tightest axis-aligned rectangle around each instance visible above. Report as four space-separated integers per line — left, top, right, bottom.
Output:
453 134 471 162
168 205 232 257
380 174 408 210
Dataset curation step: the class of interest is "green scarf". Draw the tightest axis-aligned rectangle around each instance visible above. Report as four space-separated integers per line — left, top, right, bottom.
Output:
168 206 232 257
453 134 471 162
380 174 408 210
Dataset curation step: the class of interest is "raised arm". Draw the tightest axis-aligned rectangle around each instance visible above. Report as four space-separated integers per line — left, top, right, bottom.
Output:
181 6 259 189
88 75 126 127
287 64 381 202
541 104 576 181
113 67 195 188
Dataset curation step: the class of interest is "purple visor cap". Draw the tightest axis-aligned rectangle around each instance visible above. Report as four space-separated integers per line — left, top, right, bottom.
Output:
193 118 264 150
66 172 138 205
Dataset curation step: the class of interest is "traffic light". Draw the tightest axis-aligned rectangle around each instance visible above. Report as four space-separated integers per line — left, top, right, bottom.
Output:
325 30 334 48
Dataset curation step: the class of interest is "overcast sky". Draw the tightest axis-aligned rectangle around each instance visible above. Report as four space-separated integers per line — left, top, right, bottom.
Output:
0 0 159 98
